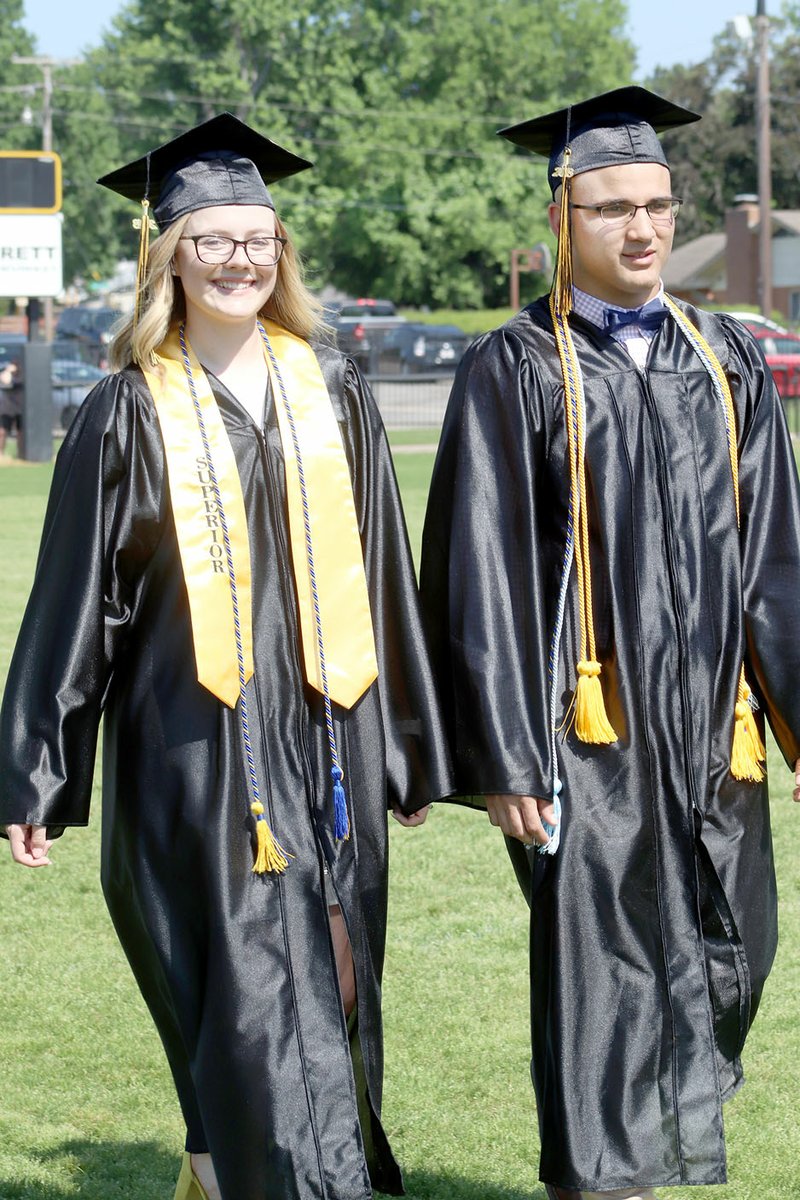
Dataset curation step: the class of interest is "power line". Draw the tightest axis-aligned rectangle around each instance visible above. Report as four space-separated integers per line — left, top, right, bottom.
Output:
49 81 527 127
45 104 545 168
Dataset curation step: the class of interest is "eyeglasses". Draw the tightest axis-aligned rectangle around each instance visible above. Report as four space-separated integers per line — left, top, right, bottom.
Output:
180 234 287 265
569 197 683 226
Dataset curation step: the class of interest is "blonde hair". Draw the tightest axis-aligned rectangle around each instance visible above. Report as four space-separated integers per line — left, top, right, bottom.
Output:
110 209 326 371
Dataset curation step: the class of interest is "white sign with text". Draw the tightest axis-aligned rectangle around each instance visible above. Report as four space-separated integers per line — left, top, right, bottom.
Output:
0 214 63 297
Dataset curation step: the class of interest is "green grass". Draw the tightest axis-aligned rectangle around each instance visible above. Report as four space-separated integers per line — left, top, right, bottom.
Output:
387 428 440 448
399 309 516 336
0 457 799 1200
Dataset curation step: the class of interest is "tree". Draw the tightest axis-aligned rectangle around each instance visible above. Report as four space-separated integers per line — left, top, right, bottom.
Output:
0 0 38 146
651 3 800 247
24 0 638 306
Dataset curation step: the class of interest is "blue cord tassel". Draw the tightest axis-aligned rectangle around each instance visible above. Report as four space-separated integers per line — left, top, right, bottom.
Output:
332 766 349 841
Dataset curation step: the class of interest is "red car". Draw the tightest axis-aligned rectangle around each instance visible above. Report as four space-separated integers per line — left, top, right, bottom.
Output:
750 328 800 398
721 314 800 398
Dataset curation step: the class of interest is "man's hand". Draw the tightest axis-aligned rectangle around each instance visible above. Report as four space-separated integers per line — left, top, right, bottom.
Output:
6 824 53 867
485 794 558 847
793 759 800 803
391 804 431 828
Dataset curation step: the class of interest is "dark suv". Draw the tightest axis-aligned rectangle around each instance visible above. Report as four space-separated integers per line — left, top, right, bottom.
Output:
55 305 123 368
330 299 406 371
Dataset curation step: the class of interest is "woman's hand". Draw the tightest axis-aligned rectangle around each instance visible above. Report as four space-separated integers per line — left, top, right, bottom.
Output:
793 758 800 803
391 804 431 828
6 824 53 867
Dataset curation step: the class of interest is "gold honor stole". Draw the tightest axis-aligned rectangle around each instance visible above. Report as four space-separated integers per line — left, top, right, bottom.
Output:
143 328 253 707
261 318 378 709
143 324 377 712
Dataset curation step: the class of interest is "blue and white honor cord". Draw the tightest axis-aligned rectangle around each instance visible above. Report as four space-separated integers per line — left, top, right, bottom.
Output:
259 322 350 840
542 310 590 855
178 324 268 840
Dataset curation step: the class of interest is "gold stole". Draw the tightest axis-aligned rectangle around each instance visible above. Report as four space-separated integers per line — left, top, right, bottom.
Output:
143 328 252 707
142 323 377 711
262 318 378 709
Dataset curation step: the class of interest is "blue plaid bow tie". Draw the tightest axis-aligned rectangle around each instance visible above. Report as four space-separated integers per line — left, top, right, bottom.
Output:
604 301 668 333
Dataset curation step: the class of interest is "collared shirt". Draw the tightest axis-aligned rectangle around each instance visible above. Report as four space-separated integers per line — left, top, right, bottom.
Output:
571 283 666 369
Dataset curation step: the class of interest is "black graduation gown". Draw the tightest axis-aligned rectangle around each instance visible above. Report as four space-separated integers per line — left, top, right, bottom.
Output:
0 344 452 1200
420 297 800 1191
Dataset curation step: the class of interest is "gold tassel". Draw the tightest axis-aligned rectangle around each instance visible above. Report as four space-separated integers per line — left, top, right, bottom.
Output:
664 298 766 787
549 292 618 748
574 660 617 744
133 198 151 330
552 148 574 317
730 677 766 782
250 801 290 875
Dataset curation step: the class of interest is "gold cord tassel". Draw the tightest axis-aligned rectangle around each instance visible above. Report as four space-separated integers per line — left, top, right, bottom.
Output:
664 297 766 783
550 292 618 746
250 801 290 874
731 673 766 783
552 148 574 317
574 660 618 744
133 198 151 330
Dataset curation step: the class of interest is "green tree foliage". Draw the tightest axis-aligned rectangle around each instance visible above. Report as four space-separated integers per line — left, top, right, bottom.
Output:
652 3 800 247
0 0 37 146
13 0 636 306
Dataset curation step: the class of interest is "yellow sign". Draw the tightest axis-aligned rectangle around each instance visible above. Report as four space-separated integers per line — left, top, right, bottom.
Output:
0 151 62 214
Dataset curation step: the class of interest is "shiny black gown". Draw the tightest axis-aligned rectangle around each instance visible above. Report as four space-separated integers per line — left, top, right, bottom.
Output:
0 345 451 1200
420 297 800 1191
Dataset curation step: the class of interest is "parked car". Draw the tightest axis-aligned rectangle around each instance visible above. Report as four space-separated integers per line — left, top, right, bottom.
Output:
52 358 106 428
719 310 788 335
336 299 398 319
55 305 124 368
330 298 407 370
0 334 105 430
378 322 471 374
0 332 26 367
749 327 800 398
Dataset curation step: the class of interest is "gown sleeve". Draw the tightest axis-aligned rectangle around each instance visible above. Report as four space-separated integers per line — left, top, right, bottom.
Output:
342 358 453 814
0 372 165 834
419 328 554 805
727 322 800 768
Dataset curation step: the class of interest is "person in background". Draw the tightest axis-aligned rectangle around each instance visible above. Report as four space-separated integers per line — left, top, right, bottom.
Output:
0 353 23 457
1 113 451 1200
421 87 800 1200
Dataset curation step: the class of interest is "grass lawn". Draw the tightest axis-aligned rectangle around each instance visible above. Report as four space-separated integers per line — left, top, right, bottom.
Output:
0 456 798 1200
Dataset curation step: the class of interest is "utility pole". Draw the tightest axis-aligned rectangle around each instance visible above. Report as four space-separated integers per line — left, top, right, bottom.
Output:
755 0 772 318
11 56 79 339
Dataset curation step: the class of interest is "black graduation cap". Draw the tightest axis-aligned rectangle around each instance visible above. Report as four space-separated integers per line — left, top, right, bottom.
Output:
97 112 313 229
498 86 700 196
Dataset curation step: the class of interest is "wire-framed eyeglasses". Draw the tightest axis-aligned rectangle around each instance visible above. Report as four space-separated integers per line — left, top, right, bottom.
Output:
569 197 683 226
180 234 288 265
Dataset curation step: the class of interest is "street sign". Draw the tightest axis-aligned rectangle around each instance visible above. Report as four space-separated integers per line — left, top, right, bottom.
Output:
0 214 63 297
0 151 62 213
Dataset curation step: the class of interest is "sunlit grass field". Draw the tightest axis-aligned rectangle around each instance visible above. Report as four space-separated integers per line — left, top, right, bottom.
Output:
0 452 798 1200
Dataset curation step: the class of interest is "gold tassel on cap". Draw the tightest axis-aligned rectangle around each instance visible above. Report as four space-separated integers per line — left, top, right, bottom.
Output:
552 148 574 318
133 198 151 330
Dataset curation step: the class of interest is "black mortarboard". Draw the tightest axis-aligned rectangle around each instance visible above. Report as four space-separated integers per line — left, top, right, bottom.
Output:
498 86 700 197
97 111 313 228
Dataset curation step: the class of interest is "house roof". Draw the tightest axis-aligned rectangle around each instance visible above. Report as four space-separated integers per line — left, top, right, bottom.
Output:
663 232 727 290
772 211 800 235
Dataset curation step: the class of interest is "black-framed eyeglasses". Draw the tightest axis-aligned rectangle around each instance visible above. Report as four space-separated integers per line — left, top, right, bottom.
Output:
569 197 683 226
180 234 287 265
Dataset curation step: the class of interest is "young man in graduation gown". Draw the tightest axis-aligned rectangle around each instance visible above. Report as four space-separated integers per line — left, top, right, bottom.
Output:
0 115 452 1200
420 87 800 1198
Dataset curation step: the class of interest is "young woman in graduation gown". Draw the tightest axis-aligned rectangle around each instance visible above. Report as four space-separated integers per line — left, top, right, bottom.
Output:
0 114 451 1200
